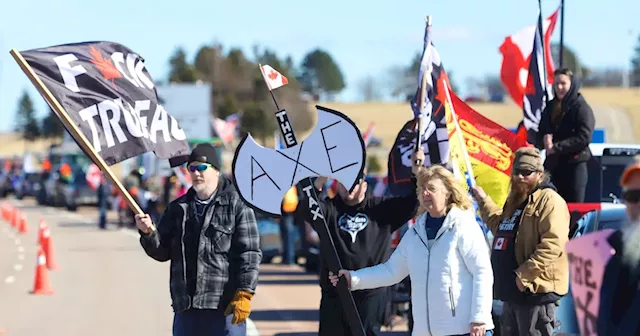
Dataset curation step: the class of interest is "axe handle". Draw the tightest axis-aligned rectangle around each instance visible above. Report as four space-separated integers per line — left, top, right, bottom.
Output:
298 178 366 336
273 108 366 336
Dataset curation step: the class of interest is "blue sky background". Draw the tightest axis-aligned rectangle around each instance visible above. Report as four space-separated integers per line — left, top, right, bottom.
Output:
0 0 637 132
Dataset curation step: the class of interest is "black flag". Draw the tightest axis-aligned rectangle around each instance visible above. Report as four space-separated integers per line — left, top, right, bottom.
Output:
20 41 190 166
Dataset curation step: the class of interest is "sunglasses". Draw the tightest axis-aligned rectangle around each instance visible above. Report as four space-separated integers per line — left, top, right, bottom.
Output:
188 164 211 173
622 189 640 203
514 169 536 177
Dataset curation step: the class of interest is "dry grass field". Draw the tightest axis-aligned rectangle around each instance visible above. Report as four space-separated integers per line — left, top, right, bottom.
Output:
0 134 58 157
1 88 638 176
320 87 640 149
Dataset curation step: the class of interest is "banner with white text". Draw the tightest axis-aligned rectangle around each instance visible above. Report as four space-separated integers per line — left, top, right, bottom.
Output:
21 41 190 166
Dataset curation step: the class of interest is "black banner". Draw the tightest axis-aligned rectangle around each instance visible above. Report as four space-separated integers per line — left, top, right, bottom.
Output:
387 117 448 196
21 41 190 166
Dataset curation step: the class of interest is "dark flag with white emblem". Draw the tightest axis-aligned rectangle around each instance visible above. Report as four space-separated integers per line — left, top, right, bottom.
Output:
387 22 449 196
522 10 553 144
19 41 190 166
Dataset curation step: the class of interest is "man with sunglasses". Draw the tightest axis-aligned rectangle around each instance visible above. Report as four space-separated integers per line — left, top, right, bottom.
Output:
472 147 570 336
135 143 261 336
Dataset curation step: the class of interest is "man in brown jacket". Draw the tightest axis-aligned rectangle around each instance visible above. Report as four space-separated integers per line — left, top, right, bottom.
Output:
472 147 570 336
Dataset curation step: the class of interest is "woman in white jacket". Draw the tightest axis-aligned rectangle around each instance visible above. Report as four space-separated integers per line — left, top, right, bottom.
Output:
329 165 494 336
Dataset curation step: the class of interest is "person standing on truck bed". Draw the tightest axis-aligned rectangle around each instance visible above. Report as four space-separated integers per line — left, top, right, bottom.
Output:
537 68 595 203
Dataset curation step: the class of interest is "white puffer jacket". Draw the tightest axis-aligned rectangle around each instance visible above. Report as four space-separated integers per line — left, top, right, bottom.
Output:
350 207 494 336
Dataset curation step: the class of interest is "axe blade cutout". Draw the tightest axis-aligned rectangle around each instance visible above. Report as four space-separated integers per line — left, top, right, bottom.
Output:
231 106 366 216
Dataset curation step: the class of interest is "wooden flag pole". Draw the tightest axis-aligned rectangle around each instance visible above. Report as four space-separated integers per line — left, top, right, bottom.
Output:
9 49 146 220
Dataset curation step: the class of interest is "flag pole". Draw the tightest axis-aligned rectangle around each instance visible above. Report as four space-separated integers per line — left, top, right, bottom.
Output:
9 49 146 219
258 65 366 336
414 15 432 166
537 0 551 105
259 63 281 110
559 0 565 67
443 78 476 188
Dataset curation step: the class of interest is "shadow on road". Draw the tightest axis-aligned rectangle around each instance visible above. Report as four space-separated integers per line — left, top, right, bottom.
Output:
258 279 319 285
67 246 141 252
258 270 316 277
250 309 318 322
273 332 408 336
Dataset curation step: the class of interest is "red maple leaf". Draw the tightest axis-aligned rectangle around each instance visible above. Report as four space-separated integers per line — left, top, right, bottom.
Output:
268 70 279 80
88 46 122 91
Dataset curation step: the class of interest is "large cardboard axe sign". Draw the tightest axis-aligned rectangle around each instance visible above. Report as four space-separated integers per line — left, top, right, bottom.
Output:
232 106 365 216
232 106 368 336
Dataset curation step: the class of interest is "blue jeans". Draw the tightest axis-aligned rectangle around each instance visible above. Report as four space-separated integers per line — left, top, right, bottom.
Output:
452 330 494 336
173 309 246 336
279 214 296 264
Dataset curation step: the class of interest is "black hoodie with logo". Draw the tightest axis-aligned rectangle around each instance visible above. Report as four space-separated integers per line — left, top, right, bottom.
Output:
490 179 562 305
297 180 419 296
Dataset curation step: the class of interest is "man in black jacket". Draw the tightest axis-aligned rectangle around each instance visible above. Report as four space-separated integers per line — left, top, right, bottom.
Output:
537 68 595 203
298 149 424 336
135 143 261 336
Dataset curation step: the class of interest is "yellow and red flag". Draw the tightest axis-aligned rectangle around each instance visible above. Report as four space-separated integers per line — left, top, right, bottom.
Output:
440 75 529 207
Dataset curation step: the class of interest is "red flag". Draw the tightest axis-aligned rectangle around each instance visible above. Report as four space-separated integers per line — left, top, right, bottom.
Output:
499 8 559 107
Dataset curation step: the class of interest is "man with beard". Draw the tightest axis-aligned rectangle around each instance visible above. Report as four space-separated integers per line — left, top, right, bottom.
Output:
299 149 424 336
471 147 570 336
597 155 640 335
135 143 261 336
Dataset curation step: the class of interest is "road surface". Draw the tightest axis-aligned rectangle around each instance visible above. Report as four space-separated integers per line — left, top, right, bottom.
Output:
0 198 409 336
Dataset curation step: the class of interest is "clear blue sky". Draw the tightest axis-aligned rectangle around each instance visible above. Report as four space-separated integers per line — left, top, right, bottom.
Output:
0 0 637 132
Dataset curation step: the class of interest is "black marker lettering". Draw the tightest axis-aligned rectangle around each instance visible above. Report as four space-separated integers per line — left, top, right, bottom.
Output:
574 290 597 335
320 121 358 173
251 156 280 200
276 150 320 176
584 259 596 289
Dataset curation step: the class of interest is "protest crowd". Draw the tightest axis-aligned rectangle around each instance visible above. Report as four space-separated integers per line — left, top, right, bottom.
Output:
2 3 640 336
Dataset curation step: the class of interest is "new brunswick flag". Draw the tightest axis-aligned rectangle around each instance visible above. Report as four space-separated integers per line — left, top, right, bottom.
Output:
443 82 529 207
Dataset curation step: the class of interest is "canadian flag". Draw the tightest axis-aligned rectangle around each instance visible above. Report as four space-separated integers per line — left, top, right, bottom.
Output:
212 115 239 143
86 163 105 190
260 64 289 91
499 7 559 108
494 237 507 250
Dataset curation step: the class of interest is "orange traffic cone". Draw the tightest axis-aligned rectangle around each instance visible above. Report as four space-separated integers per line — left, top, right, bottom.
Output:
38 219 57 270
18 212 28 235
1 202 7 221
10 208 18 229
30 246 54 295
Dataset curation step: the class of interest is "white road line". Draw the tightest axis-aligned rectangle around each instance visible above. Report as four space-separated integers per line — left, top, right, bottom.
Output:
14 238 20 245
17 254 24 261
4 276 15 284
13 264 22 272
17 246 24 253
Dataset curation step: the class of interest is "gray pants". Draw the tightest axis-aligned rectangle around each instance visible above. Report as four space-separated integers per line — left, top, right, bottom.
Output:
500 302 556 336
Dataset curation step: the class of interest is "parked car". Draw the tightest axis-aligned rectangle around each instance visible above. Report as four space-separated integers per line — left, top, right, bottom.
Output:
62 164 98 211
14 172 43 200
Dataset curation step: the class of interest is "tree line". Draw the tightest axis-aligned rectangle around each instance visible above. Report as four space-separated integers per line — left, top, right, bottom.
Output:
13 92 66 142
13 34 640 143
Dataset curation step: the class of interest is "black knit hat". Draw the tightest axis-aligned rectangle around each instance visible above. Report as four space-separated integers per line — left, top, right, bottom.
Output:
188 144 220 170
